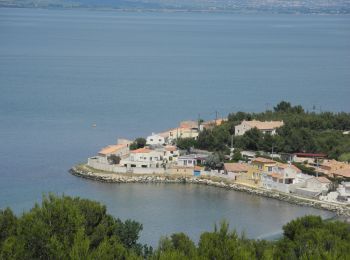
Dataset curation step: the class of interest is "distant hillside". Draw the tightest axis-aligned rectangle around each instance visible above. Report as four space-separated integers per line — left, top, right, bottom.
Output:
1 0 349 13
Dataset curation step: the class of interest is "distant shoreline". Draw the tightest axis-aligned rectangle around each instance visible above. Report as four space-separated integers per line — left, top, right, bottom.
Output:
70 164 350 218
1 6 349 16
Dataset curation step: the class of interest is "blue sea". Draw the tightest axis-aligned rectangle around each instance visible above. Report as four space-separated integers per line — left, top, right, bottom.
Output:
0 8 348 246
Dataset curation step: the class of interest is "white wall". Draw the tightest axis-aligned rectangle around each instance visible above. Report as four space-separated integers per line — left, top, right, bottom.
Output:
146 134 165 145
88 157 166 175
235 122 251 136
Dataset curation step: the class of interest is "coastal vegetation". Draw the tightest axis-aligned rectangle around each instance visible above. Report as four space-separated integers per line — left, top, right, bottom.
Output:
185 101 350 161
130 138 147 151
108 155 121 165
1 195 349 259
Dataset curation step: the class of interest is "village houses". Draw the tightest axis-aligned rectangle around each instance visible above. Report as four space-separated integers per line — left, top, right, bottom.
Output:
251 157 277 172
199 118 227 131
294 177 331 197
96 139 132 164
158 120 199 144
120 147 164 168
261 163 301 193
86 118 347 202
223 163 260 186
235 120 284 136
176 154 209 168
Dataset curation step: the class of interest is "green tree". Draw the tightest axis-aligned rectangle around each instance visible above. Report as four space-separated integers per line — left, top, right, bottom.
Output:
130 138 147 150
205 152 224 170
231 149 242 162
176 138 196 151
0 194 146 259
274 101 292 112
107 154 121 164
339 152 350 162
0 208 17 247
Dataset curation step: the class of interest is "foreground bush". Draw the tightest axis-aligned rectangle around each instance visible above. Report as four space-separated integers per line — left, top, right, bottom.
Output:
1 195 349 259
0 194 150 259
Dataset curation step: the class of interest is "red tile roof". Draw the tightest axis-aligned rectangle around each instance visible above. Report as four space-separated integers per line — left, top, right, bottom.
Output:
253 157 276 164
224 163 250 172
333 168 350 178
98 144 127 155
131 148 151 154
243 120 284 130
294 153 327 158
165 146 177 152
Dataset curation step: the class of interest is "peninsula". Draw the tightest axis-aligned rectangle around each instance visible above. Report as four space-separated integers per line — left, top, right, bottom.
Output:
71 101 350 217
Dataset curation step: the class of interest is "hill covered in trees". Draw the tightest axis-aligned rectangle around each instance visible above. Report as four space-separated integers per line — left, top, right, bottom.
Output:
178 101 350 161
1 195 349 259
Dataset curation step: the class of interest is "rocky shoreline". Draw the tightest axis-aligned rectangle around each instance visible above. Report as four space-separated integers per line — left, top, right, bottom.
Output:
70 165 350 218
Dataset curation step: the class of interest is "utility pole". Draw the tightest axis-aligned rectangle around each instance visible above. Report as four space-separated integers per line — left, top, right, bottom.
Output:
271 144 274 158
198 113 201 130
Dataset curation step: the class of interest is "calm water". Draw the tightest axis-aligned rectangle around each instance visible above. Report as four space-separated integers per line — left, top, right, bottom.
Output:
0 8 348 246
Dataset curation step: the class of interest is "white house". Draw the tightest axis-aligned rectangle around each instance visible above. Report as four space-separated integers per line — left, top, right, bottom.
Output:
177 154 209 168
157 121 200 144
97 143 130 164
120 147 165 168
306 177 331 191
337 182 350 202
261 163 299 193
235 120 284 136
146 133 165 146
162 146 180 162
294 176 331 197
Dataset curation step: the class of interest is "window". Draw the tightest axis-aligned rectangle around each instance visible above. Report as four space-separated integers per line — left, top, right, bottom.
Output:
268 166 273 172
285 179 293 184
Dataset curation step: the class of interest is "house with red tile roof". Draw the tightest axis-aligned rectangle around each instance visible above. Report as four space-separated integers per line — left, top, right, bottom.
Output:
235 120 284 136
224 163 260 186
261 163 300 193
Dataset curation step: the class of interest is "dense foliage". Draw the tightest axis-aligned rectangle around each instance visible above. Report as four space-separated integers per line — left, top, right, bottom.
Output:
130 138 147 151
0 195 150 259
193 101 350 160
1 195 349 259
108 154 121 165
154 216 350 259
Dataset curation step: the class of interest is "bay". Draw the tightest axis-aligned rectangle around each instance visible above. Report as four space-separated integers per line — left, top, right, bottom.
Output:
0 8 348 246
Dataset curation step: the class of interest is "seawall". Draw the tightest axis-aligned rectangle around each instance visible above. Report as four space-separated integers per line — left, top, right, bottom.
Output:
70 165 350 218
